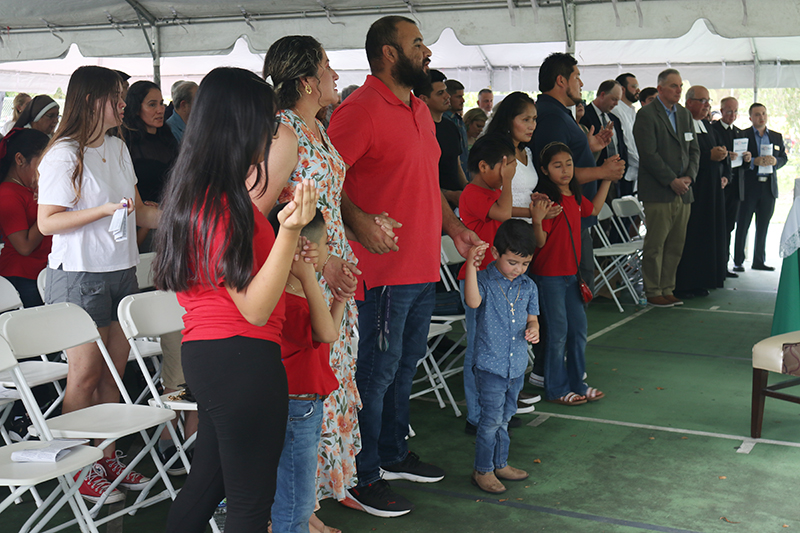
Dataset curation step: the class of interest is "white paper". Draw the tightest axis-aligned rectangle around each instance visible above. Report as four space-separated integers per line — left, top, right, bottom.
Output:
11 439 89 463
758 143 774 174
108 206 128 242
731 138 748 168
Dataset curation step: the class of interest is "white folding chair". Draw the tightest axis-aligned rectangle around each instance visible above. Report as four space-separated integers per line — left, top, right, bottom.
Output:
0 276 24 314
0 335 104 533
36 269 46 304
611 195 646 242
432 236 468 379
410 323 462 417
592 204 641 312
0 303 178 528
135 252 156 291
118 291 195 474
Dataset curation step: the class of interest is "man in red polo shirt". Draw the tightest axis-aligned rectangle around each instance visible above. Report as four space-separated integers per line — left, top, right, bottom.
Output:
327 15 483 518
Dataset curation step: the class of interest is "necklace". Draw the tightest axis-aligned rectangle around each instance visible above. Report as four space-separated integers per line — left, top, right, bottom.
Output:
495 278 521 316
93 142 107 163
286 280 301 294
7 176 28 189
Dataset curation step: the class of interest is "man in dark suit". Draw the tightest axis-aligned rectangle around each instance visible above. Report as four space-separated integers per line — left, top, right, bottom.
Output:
733 103 788 271
633 68 700 307
712 96 752 277
581 79 629 175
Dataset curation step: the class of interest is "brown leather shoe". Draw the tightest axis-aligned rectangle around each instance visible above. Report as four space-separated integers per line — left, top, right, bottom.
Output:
494 465 529 481
471 470 506 494
663 294 683 306
647 296 674 308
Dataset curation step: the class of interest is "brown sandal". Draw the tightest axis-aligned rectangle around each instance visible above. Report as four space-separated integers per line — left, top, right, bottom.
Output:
547 392 587 406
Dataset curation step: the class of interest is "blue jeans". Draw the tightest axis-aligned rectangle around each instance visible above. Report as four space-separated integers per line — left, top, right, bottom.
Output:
354 283 435 486
459 279 479 426
272 398 325 533
533 275 588 400
474 369 524 473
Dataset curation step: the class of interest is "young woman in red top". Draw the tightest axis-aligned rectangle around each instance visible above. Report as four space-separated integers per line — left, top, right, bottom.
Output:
0 128 51 307
153 67 318 533
530 142 610 406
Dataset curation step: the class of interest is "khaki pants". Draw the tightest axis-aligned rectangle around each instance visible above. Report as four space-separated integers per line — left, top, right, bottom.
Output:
642 197 691 297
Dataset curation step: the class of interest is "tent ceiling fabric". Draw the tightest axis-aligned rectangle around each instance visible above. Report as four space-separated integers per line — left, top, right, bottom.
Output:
0 0 798 61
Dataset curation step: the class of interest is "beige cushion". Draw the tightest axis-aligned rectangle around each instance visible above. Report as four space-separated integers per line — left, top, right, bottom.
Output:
753 331 800 375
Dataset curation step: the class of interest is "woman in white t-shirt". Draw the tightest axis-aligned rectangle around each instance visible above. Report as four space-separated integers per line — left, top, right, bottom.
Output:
37 66 160 504
483 92 562 223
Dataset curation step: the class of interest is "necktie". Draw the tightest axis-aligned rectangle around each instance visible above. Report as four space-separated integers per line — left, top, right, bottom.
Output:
602 113 617 157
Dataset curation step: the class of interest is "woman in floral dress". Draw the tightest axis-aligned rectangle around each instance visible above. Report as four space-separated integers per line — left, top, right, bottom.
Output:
256 35 370 533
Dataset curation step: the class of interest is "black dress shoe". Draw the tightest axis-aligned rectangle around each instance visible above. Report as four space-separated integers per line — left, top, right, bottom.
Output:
752 264 776 271
733 265 745 272
673 290 695 300
726 271 739 278
465 421 477 435
693 288 710 297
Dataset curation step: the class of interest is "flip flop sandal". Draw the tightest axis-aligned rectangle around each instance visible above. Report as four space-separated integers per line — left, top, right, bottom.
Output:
584 387 605 402
547 392 587 406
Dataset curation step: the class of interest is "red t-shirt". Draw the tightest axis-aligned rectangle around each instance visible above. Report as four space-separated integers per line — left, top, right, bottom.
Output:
178 202 285 343
0 182 51 279
457 184 502 280
531 194 593 277
328 75 442 295
281 293 339 396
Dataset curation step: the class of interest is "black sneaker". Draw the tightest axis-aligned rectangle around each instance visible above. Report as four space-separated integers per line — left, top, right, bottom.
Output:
345 479 413 517
381 451 445 483
157 445 192 476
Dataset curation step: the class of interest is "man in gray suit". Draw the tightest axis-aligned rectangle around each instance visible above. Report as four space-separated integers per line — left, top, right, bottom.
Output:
633 68 700 307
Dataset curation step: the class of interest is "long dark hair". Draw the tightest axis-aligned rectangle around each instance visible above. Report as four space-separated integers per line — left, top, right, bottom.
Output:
43 66 122 202
123 80 177 149
484 91 536 149
0 128 49 180
152 67 275 292
535 141 581 204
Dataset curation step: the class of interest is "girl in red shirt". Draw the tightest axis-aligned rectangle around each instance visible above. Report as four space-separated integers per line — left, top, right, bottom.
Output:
0 128 51 307
153 67 318 533
530 142 610 406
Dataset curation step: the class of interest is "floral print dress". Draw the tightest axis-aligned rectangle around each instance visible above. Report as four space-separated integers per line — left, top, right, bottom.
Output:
277 109 362 501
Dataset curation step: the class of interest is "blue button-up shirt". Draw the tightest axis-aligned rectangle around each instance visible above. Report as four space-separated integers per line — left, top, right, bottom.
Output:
474 262 540 379
751 126 771 175
656 95 677 132
166 112 186 143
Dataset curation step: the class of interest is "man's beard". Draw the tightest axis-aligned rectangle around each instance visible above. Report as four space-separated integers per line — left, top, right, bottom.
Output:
566 85 582 105
625 88 639 103
393 48 428 89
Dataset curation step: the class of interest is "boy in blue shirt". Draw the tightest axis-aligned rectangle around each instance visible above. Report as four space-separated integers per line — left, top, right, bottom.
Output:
464 219 540 494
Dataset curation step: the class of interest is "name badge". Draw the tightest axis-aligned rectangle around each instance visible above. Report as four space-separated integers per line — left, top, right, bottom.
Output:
759 176 768 182
684 132 694 141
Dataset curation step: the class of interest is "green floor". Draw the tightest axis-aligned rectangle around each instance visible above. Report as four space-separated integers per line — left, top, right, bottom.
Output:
6 266 799 533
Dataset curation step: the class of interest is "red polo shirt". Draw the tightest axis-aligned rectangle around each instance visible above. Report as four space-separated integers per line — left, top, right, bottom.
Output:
328 75 442 294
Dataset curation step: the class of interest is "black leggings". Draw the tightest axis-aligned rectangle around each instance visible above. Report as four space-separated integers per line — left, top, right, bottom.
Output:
165 336 288 533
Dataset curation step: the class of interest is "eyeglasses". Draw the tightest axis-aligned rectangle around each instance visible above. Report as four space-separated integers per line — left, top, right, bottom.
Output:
43 113 60 120
689 98 713 105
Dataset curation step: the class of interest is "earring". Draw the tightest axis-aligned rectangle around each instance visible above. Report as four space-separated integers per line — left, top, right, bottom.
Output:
305 85 312 95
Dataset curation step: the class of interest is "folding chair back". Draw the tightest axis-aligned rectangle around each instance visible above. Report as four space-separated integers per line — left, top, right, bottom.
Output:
36 269 46 303
136 252 156 290
118 291 185 340
612 195 645 219
0 277 22 314
0 303 100 359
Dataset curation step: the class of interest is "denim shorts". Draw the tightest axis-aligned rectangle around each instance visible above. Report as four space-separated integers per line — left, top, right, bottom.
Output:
45 266 138 328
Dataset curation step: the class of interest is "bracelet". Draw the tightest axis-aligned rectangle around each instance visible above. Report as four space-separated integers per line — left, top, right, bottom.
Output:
322 254 334 272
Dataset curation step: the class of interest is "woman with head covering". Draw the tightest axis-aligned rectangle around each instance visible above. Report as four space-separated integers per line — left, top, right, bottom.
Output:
14 94 60 137
1 93 32 135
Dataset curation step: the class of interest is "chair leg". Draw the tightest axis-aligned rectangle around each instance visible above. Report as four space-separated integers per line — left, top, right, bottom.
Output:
751 368 768 438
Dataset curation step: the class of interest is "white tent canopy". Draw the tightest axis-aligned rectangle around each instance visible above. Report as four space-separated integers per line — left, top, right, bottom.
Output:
0 1 799 93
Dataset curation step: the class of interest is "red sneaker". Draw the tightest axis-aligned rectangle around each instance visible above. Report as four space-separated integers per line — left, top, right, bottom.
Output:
99 450 150 491
75 463 125 504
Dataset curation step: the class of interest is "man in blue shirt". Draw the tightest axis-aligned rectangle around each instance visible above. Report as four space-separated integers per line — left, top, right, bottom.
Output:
165 81 198 143
464 219 539 495
733 103 788 271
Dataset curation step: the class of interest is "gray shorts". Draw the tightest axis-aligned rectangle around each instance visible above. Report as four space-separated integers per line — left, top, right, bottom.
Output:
45 266 138 328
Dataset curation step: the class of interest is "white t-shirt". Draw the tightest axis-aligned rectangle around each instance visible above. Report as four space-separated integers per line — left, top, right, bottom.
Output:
511 146 538 223
38 136 139 273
